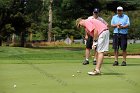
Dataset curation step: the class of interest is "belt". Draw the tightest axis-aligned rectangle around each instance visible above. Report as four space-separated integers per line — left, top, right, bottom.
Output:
103 29 109 31
99 29 109 36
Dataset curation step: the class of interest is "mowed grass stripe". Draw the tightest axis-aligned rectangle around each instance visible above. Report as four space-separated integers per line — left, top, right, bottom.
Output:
0 46 140 93
0 61 139 93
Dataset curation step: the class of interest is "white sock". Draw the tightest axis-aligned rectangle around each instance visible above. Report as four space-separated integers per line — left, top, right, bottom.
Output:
86 58 89 61
95 69 100 72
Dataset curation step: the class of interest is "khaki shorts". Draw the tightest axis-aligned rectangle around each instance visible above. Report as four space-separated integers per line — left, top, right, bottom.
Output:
97 30 109 52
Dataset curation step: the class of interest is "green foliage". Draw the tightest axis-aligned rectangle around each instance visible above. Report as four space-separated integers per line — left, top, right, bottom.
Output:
4 24 15 33
0 0 140 46
52 0 102 39
126 10 140 39
0 0 12 9
106 0 138 12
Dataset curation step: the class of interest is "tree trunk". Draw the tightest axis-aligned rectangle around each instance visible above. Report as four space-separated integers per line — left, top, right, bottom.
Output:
12 33 15 44
20 32 25 47
48 0 53 42
29 32 32 42
0 38 2 46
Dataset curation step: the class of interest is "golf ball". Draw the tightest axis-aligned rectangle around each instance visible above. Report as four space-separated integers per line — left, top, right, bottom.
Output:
72 75 75 77
13 84 16 88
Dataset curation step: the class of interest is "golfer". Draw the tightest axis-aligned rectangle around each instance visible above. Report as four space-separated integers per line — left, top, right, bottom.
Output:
83 8 108 65
111 6 130 66
76 18 109 75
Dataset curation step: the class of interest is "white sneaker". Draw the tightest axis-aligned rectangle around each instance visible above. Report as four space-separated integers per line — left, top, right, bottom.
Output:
88 69 101 75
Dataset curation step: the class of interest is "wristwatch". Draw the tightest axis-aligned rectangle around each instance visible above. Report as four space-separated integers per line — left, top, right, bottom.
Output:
94 40 97 42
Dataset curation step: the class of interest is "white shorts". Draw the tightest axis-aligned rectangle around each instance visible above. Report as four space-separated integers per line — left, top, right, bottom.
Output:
97 30 109 52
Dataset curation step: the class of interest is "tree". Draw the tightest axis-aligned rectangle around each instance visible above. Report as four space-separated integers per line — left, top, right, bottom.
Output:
48 0 53 42
52 0 102 39
0 0 13 46
0 0 140 47
0 0 42 46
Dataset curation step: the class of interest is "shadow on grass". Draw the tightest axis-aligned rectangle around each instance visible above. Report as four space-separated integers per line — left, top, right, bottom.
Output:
104 62 113 65
0 50 5 53
103 62 140 66
102 72 125 75
127 63 140 66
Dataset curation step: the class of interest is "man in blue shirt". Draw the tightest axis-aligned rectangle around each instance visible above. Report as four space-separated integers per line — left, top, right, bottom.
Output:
111 6 130 66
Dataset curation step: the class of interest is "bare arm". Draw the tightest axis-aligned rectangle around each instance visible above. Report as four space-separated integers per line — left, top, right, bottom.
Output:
93 29 98 41
85 32 88 40
92 29 98 50
119 24 129 29
111 23 121 28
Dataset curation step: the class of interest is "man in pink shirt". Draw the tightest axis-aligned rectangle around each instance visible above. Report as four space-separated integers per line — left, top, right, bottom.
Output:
76 18 109 75
83 8 108 65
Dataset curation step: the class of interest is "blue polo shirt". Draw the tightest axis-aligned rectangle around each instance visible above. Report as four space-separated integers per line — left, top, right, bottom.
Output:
111 14 130 34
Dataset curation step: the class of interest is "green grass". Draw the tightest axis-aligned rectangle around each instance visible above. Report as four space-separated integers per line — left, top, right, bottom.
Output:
0 46 85 60
0 46 140 93
108 43 140 55
127 44 140 54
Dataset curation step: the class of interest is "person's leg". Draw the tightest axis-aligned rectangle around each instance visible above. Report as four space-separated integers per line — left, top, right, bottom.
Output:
122 50 127 62
113 34 119 66
121 50 127 66
120 34 127 66
83 48 90 65
83 35 92 65
94 50 97 61
85 48 90 61
88 30 109 75
93 49 97 65
114 50 119 61
113 50 119 66
95 30 109 70
95 52 104 71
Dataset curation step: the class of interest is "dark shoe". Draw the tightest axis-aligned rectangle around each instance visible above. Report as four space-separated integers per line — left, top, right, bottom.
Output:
113 61 119 66
83 60 89 65
121 61 127 66
93 61 96 65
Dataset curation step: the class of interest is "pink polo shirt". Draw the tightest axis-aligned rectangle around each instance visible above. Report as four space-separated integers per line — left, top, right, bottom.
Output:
84 18 108 37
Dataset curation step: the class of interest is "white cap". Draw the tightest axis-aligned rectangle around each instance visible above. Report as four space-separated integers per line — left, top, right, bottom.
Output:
117 6 123 10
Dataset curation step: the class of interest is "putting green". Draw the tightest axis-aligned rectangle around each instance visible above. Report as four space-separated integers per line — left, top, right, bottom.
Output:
0 47 140 93
0 59 140 93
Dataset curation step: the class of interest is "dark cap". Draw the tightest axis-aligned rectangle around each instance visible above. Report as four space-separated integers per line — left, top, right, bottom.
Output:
93 8 99 13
